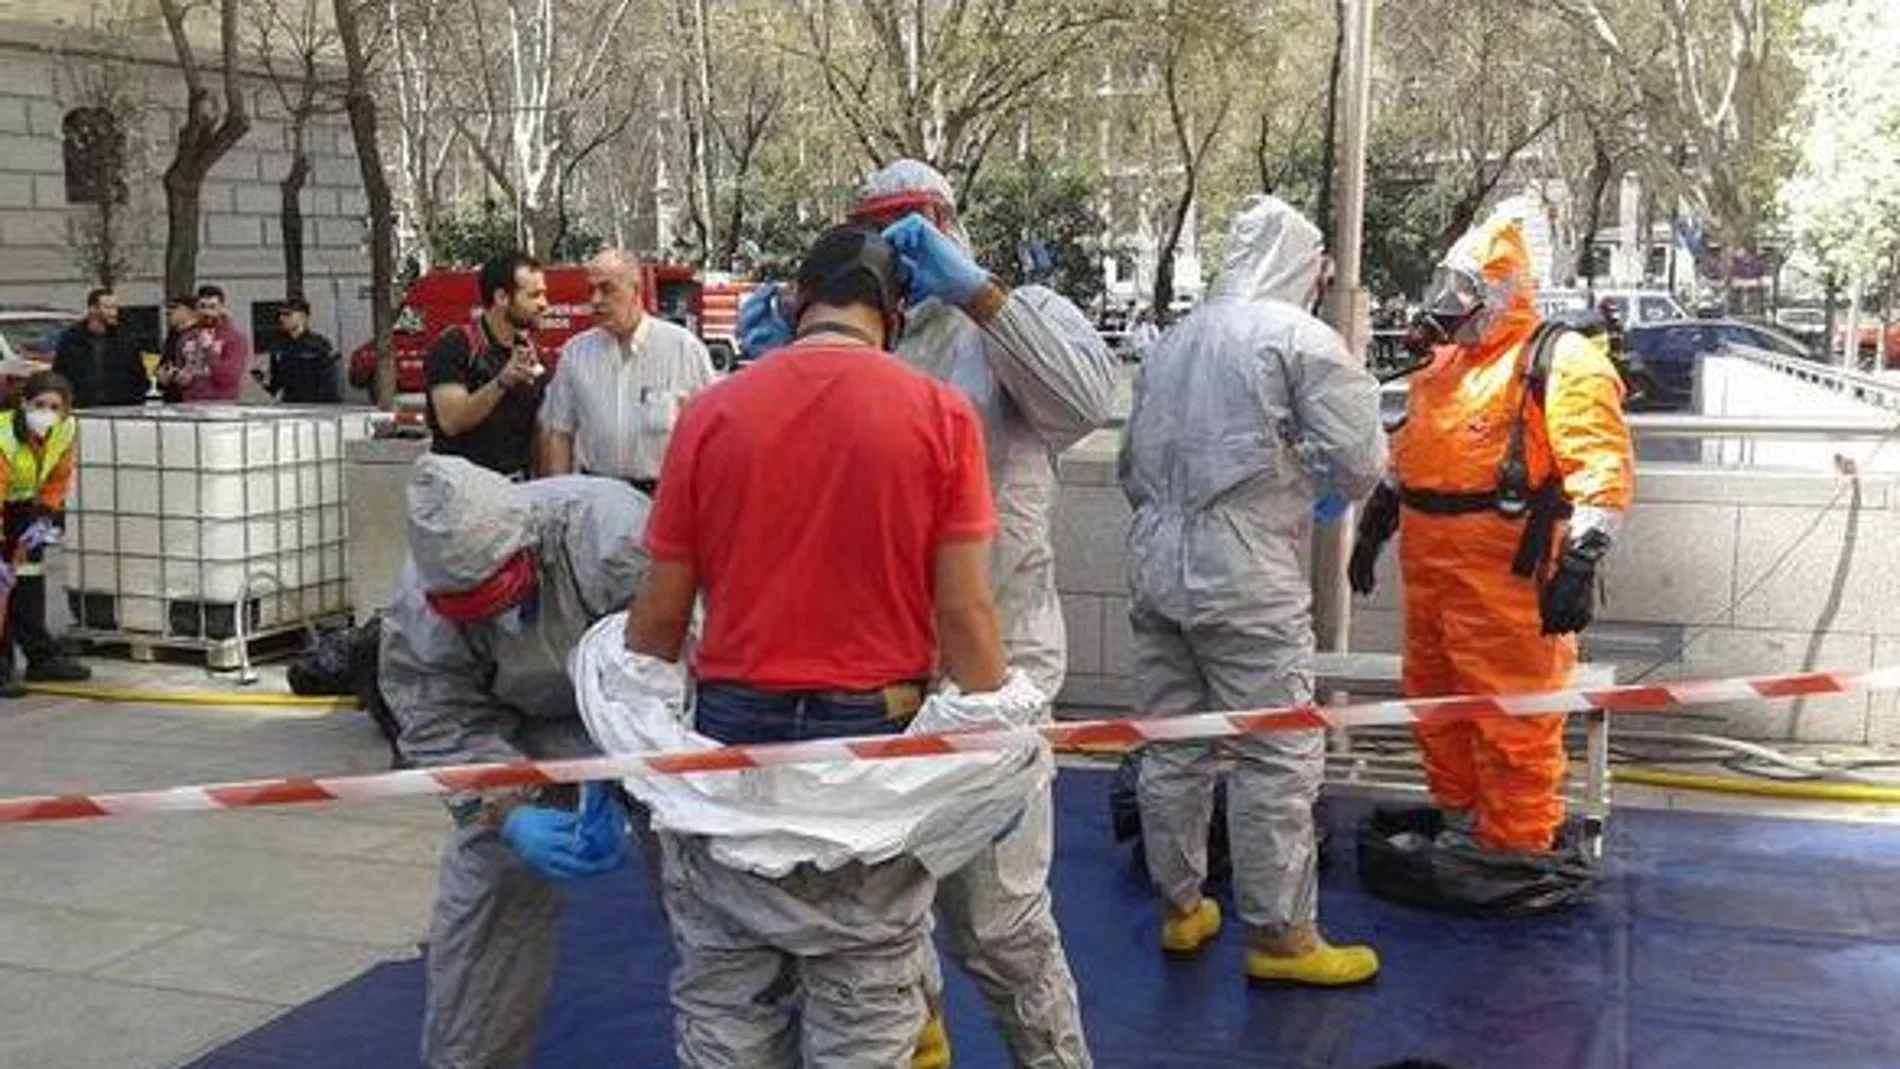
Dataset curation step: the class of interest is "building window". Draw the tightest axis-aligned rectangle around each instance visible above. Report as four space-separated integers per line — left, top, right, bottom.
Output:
63 107 127 205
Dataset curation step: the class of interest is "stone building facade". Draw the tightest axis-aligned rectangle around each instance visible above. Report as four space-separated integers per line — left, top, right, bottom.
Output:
0 9 371 359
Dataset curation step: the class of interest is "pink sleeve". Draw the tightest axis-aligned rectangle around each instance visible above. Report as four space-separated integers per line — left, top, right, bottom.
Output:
210 325 249 397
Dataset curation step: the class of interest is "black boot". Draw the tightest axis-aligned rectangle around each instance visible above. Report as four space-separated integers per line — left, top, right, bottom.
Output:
0 676 25 699
24 658 91 683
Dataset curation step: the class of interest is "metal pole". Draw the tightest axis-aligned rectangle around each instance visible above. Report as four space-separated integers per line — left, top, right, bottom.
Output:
1312 0 1376 662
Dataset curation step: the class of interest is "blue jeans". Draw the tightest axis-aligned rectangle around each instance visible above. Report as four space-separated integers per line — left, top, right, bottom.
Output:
694 684 909 745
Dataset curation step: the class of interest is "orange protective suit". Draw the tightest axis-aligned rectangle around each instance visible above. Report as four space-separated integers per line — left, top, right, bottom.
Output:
1392 214 1634 852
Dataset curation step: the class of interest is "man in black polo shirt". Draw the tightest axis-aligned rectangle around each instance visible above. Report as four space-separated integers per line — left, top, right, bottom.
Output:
425 252 549 477
263 297 342 403
53 287 148 408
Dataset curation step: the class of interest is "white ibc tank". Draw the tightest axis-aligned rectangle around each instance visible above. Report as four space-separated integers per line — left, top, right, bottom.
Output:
64 406 371 643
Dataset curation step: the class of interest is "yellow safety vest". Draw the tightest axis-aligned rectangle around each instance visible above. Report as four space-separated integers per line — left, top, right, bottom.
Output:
0 415 75 505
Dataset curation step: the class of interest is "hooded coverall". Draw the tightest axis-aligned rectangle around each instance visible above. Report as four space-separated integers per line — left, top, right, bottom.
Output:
1120 195 1387 932
378 456 652 1069
858 159 1118 1068
1394 215 1634 853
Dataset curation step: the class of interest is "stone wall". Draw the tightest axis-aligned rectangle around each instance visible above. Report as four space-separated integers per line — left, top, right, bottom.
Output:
0 20 371 357
1054 429 1900 746
345 437 427 620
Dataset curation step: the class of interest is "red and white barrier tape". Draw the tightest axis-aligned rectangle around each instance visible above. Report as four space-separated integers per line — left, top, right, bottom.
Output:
5 666 1898 825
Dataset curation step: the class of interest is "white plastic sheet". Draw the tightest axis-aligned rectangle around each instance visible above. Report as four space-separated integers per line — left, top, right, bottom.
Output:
571 614 1050 878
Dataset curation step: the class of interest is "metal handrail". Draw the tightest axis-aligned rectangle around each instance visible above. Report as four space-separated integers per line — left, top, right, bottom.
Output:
1628 414 1900 439
1732 346 1900 412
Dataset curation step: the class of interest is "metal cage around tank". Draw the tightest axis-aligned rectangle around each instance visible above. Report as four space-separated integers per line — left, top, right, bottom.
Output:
61 405 373 667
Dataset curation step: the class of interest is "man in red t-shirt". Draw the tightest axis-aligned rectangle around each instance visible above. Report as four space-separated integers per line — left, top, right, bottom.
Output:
626 224 1011 1067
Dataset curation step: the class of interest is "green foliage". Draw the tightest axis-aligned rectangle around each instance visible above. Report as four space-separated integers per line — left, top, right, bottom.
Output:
426 202 519 267
427 200 603 267
962 156 1108 306
1361 163 1445 301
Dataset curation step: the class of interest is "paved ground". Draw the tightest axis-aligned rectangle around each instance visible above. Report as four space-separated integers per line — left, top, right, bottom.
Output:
0 662 439 1069
2 655 1898 1069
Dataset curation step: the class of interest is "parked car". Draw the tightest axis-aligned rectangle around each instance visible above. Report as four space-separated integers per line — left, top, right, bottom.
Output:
1536 289 1592 320
0 306 70 365
1623 317 1817 411
1594 289 1690 327
1772 306 1828 353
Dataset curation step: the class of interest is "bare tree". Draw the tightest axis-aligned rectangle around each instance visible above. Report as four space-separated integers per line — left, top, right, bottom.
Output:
432 0 640 254
334 0 398 405
794 0 1116 187
1543 0 1799 267
384 0 463 270
671 0 790 268
55 15 161 288
253 0 344 299
156 0 252 295
1144 0 1263 320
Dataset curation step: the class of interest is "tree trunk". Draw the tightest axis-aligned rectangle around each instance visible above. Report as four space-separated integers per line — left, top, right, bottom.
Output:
690 0 718 267
1153 180 1195 326
1822 272 1839 363
281 148 311 301
157 0 249 298
163 159 207 296
96 200 119 288
1313 0 1345 237
1574 137 1615 287
335 0 397 407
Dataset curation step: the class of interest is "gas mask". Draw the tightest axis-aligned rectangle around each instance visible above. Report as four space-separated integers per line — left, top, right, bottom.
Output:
1420 265 1491 346
788 225 911 350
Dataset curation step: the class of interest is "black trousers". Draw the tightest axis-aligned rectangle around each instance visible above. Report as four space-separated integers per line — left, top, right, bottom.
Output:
2 573 55 678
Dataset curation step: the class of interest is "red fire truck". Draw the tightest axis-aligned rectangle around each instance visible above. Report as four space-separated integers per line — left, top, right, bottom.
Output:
349 260 713 406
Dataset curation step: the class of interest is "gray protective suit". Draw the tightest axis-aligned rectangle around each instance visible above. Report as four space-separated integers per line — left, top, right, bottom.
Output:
662 834 938 1069
1119 195 1386 931
378 455 651 1069
895 276 1115 1067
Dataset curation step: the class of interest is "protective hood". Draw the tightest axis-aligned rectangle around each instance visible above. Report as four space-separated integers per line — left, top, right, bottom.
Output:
1436 206 1539 358
405 454 535 594
1209 195 1324 306
852 158 974 250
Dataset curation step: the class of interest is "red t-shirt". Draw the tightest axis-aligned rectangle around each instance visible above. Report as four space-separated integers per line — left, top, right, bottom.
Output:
645 344 995 690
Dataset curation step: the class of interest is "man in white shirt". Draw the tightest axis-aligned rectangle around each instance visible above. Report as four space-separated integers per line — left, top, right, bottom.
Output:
537 249 717 490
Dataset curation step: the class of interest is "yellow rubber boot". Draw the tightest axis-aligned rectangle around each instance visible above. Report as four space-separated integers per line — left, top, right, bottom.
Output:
1160 898 1222 958
1245 939 1380 987
911 1008 951 1069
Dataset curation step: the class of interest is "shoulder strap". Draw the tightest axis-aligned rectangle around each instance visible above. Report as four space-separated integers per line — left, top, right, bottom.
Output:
1494 322 1569 515
1524 321 1567 405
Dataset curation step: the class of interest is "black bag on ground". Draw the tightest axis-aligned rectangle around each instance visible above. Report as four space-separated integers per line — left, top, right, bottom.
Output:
286 616 405 766
348 615 405 767
287 623 356 696
1356 806 1596 917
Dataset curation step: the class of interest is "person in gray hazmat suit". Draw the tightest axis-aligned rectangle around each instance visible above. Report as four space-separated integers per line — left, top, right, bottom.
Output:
1120 194 1387 985
378 453 652 1069
738 157 1118 1068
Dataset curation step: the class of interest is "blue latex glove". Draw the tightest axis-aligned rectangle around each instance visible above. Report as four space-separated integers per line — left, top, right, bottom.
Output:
737 283 794 359
1313 492 1349 525
882 214 990 307
501 783 628 881
18 519 54 553
572 781 631 873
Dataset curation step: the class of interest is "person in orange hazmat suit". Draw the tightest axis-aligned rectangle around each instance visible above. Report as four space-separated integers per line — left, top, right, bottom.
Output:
1349 208 1634 855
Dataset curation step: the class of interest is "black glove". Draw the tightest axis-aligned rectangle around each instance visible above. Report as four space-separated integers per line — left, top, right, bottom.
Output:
1540 530 1611 635
1348 483 1401 596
